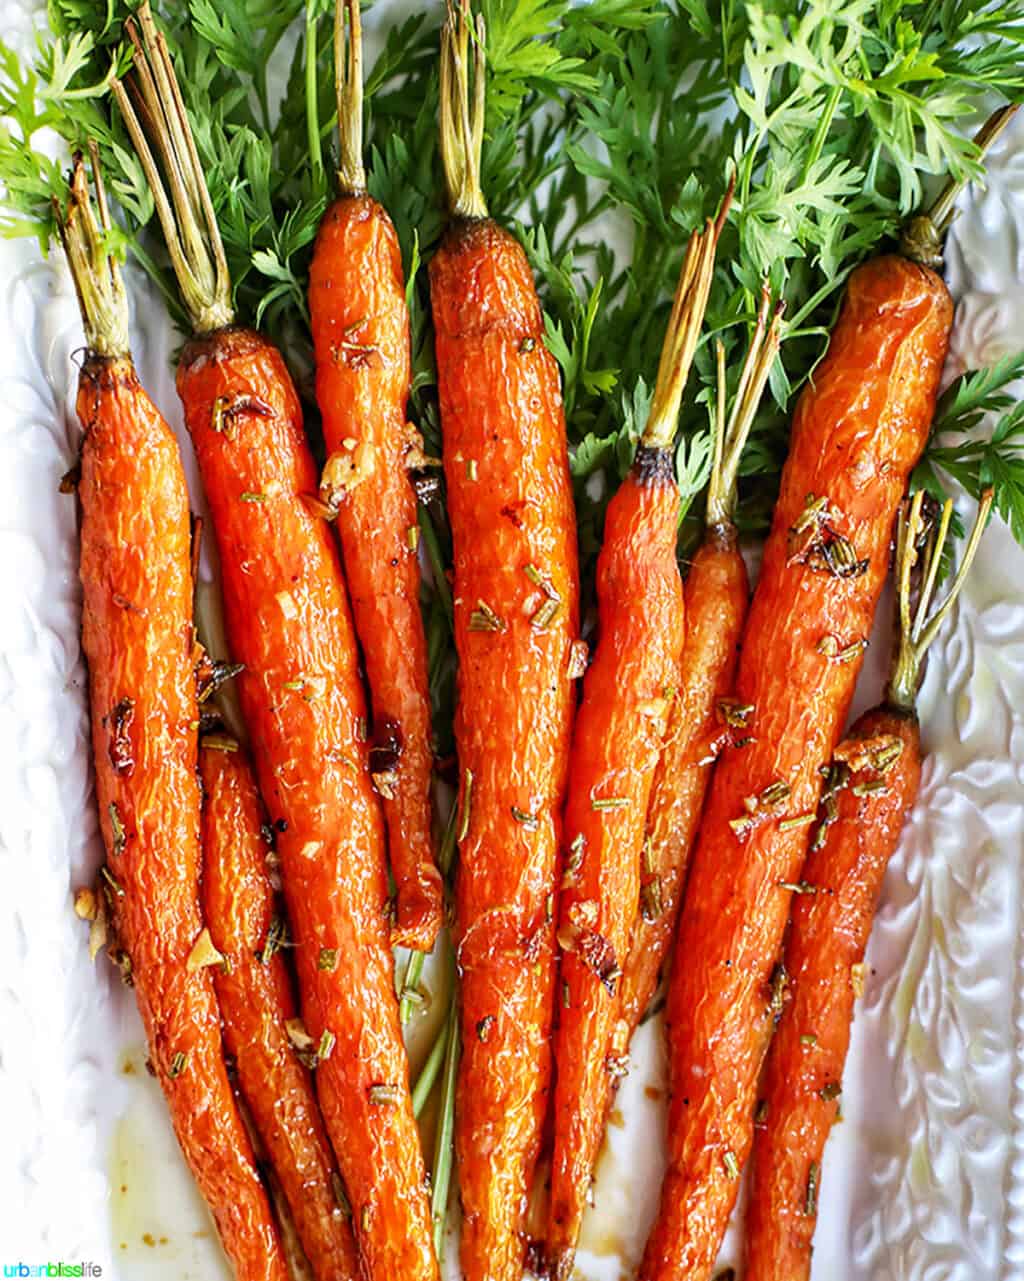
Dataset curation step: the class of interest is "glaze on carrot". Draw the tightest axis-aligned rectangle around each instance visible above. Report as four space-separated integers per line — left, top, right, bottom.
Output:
618 290 782 1044
639 254 953 1281
199 739 361 1281
309 0 441 951
546 214 724 1281
743 489 992 1281
114 12 439 1280
429 7 580 1278
60 153 288 1281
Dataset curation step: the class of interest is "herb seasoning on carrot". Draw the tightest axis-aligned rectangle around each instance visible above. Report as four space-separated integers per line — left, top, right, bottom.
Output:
618 286 783 1045
309 0 442 952
546 206 726 1281
61 152 288 1281
743 487 993 1281
199 738 361 1281
429 5 580 1278
636 112 1022 1281
113 9 438 1280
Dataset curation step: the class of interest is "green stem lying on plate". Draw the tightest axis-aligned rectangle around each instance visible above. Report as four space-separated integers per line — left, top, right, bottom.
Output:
430 991 460 1261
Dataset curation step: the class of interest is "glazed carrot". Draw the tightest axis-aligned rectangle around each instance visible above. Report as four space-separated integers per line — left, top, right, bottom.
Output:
638 206 965 1281
618 289 782 1043
199 739 360 1281
113 11 438 1281
308 0 441 952
744 489 992 1281
429 7 580 1278
546 212 725 1281
61 154 287 1281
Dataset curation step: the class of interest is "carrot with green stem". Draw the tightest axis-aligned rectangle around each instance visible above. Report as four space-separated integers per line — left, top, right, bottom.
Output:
428 4 581 1278
60 151 288 1281
546 206 726 1281
309 0 442 954
618 284 783 1043
112 9 438 1280
743 486 993 1281
639 107 1017 1281
199 737 361 1281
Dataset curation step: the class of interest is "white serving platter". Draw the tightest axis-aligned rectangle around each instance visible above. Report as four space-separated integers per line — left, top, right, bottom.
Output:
1 2 1023 1277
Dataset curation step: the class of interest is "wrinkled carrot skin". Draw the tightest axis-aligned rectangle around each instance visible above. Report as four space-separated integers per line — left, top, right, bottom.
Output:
198 744 361 1281
309 193 442 950
640 254 952 1281
618 523 748 1038
744 707 921 1281
78 355 288 1281
177 326 438 1281
430 217 580 1281
547 450 686 1281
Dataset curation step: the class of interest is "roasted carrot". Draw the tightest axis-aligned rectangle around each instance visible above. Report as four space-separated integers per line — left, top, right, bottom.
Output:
308 0 441 952
638 209 964 1281
60 153 288 1281
113 11 438 1280
546 210 726 1281
618 287 782 1046
743 488 992 1281
199 738 361 1281
429 6 580 1278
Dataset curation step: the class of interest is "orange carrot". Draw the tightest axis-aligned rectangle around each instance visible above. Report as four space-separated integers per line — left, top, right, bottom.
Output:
61 152 288 1281
199 739 361 1281
113 10 439 1280
546 211 728 1281
618 288 781 1044
743 489 992 1281
429 6 580 1278
309 0 441 951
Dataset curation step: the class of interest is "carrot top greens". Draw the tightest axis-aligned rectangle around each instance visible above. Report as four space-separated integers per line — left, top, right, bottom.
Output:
2 0 1023 558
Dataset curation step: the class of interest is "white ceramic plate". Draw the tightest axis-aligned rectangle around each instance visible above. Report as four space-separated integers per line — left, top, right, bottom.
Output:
2 2 1023 1276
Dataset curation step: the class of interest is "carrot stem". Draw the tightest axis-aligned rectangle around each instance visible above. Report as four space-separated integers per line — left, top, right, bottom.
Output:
53 149 129 358
439 0 487 219
112 2 232 333
887 487 993 709
430 988 460 1260
335 0 366 194
306 6 324 192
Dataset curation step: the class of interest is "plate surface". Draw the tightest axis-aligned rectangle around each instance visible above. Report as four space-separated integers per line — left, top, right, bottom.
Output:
1 2 1023 1276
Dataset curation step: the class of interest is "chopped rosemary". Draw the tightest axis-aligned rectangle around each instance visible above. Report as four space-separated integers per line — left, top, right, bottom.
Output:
476 1015 495 1043
317 1030 336 1061
562 980 571 1009
468 600 505 633
640 877 664 922
168 1051 188 1079
457 769 474 842
466 458 478 481
318 947 338 972
779 880 818 894
779 813 816 832
530 597 563 631
511 805 539 829
259 916 288 965
723 1149 740 1180
801 1034 818 1047
820 1081 842 1102
519 336 536 353
524 563 559 600
754 1099 769 1125
203 733 239 753
240 491 269 503
407 524 419 552
107 802 126 858
368 1083 400 1106
805 1161 820 1216
592 796 630 811
852 779 890 797
768 963 789 1022
717 698 754 728
100 864 124 897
